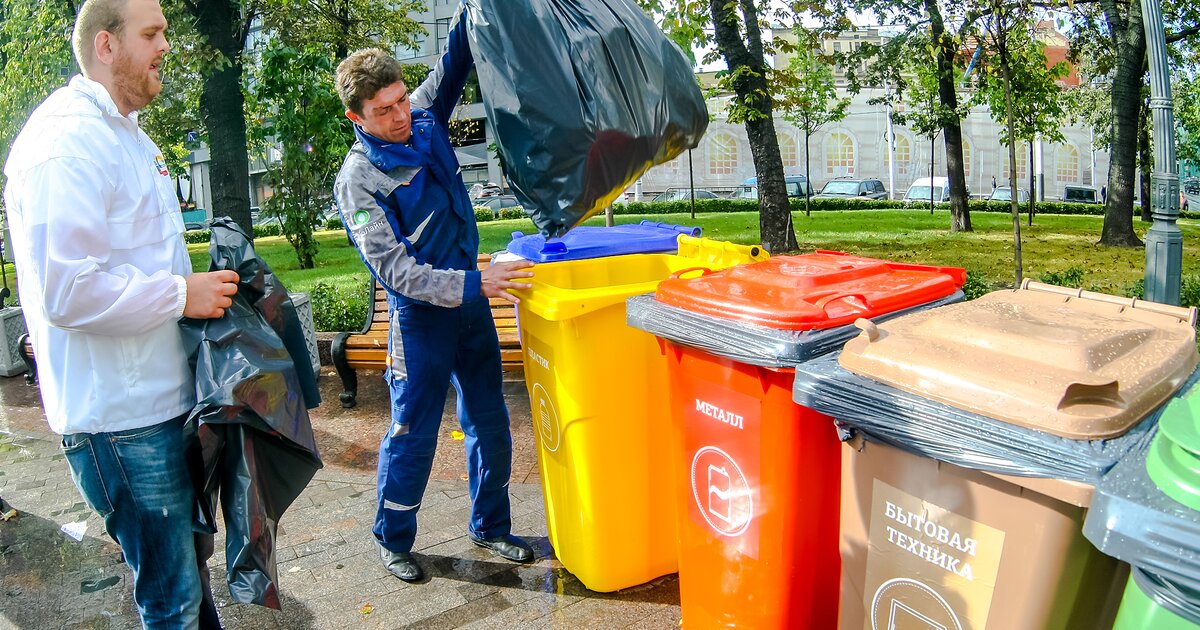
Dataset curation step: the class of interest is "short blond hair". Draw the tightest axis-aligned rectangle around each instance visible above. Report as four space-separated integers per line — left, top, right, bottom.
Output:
72 0 130 75
335 48 405 115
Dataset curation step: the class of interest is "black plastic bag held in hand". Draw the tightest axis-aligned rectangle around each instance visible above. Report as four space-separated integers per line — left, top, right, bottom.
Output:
179 218 323 609
464 0 708 236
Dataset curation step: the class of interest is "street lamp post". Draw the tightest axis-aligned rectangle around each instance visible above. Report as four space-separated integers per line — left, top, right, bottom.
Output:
1142 0 1182 305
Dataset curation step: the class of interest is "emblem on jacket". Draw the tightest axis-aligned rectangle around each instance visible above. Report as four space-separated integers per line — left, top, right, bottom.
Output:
353 210 371 226
154 154 169 176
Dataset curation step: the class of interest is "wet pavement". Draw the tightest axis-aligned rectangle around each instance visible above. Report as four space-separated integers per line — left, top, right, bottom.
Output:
0 368 682 629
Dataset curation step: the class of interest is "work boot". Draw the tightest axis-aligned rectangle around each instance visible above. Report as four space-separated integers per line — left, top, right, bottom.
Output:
0 496 15 521
379 544 423 582
469 534 533 563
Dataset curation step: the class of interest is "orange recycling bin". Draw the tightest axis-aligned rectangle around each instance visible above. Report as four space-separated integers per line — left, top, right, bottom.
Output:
627 252 965 628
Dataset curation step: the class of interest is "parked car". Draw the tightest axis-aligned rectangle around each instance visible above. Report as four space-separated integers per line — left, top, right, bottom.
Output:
1061 185 1099 204
253 212 282 227
988 186 1031 203
730 175 814 201
814 177 888 200
651 188 720 203
182 208 210 231
469 182 504 201
477 194 525 216
903 177 952 203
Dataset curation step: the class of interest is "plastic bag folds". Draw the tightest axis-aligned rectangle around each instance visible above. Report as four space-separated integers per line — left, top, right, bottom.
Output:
465 0 708 236
179 218 323 609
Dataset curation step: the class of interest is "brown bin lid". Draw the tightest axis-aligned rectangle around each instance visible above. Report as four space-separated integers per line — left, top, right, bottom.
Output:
839 281 1200 439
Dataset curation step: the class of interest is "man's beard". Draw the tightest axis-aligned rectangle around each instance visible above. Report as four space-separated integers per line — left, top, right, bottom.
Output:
112 50 160 112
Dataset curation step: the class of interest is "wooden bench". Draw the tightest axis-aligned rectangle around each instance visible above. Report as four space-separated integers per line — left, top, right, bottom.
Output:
17 334 36 384
330 253 523 408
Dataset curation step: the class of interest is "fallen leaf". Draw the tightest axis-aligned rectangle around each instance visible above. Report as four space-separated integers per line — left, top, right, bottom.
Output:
450 430 465 441
288 566 301 573
460 474 469 481
360 603 374 615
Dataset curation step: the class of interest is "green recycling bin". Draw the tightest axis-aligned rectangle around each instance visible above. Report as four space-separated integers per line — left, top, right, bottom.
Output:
1084 383 1200 629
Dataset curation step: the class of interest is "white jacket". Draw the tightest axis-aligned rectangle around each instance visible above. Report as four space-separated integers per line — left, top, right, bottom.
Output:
2 76 193 435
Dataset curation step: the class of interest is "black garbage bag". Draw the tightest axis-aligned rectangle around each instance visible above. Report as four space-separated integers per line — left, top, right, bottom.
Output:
465 0 708 236
180 218 323 609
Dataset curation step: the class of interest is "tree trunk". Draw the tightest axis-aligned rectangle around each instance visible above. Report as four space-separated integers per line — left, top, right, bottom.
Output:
1028 141 1036 225
929 133 935 214
193 0 254 235
1138 102 1152 222
708 0 797 253
803 129 811 217
995 8 1023 284
1099 0 1145 246
929 0 972 232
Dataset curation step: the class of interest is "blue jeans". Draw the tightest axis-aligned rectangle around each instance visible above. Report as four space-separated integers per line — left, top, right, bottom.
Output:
62 415 209 629
375 296 514 552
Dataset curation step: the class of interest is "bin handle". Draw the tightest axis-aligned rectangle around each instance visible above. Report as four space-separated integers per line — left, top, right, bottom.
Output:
669 267 713 280
1056 381 1126 414
815 293 870 313
854 318 881 342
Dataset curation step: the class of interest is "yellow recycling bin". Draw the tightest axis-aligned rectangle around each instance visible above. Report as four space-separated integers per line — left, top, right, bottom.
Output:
514 236 767 592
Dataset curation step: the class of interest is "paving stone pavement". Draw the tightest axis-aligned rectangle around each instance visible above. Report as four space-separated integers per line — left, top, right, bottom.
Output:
0 368 682 629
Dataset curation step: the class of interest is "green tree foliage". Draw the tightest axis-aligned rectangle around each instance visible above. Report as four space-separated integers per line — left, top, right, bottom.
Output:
260 0 424 61
0 0 77 175
1064 0 1200 246
975 20 1069 230
247 42 349 269
842 0 977 232
639 0 803 252
1175 73 1200 167
779 37 849 216
1 1 199 205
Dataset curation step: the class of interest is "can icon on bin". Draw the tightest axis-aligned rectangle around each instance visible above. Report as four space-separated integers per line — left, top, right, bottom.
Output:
531 383 561 453
691 446 752 536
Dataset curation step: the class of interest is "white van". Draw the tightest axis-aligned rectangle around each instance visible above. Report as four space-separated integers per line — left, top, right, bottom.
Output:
903 177 951 203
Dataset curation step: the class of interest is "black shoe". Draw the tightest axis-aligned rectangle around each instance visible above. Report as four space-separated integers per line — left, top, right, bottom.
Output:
379 545 423 582
469 534 534 563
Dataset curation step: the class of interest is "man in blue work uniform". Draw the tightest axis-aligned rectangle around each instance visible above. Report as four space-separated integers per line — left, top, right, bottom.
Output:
333 14 536 582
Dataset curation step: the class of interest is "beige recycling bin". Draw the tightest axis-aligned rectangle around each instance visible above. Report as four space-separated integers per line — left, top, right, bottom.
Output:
832 282 1199 630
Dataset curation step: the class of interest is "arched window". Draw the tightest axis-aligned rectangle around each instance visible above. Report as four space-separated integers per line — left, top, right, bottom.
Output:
708 133 738 175
777 132 798 169
825 131 856 177
1002 147 1029 183
1056 145 1080 184
893 134 912 176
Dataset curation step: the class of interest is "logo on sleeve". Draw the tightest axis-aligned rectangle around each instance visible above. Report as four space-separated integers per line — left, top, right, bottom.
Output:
154 154 169 176
353 209 371 226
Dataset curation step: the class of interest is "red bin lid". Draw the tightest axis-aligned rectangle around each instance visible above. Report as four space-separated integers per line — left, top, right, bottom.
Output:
653 250 966 331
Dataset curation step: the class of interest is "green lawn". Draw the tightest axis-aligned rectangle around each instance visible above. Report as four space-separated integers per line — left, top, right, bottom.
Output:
206 210 1200 300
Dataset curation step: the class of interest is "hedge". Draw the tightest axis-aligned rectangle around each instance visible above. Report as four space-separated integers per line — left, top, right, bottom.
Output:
470 196 1200 220
191 198 1196 244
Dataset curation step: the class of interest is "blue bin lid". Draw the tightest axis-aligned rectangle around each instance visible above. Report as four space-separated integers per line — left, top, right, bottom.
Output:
505 220 701 262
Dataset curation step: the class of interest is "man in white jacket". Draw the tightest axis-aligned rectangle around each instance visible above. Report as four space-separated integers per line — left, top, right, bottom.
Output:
3 0 239 627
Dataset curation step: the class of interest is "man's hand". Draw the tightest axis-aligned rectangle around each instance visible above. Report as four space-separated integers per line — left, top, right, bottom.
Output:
183 270 239 319
481 260 534 304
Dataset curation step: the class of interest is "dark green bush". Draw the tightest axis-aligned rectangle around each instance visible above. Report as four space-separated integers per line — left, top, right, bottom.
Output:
325 215 344 231
1180 276 1200 310
961 271 997 301
474 208 494 222
183 221 291 244
1038 266 1087 288
499 207 526 220
308 281 370 332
